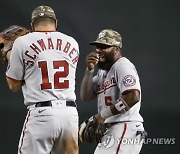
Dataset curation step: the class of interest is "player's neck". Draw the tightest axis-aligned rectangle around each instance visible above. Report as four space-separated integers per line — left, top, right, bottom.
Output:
34 25 56 32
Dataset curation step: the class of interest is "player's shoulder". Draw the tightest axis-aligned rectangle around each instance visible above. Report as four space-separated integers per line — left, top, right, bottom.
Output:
58 31 78 43
113 57 135 70
13 32 30 45
116 57 132 65
15 31 33 41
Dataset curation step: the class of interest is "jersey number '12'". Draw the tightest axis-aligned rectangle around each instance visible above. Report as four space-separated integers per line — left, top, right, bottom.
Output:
38 60 69 90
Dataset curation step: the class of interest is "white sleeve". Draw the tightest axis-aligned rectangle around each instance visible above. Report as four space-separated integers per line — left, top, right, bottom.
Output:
6 39 24 80
115 63 141 94
92 75 98 95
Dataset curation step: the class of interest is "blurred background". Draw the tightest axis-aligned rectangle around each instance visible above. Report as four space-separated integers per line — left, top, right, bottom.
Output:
0 0 179 153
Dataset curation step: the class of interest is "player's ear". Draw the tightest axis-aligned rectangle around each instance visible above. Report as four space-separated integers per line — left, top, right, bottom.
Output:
114 47 121 56
114 47 119 54
31 22 35 31
55 20 58 30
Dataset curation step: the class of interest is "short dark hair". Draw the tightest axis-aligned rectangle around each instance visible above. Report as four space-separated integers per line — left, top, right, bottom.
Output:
32 17 56 27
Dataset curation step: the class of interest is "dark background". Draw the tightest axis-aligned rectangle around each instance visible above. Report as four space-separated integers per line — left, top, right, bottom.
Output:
0 0 179 153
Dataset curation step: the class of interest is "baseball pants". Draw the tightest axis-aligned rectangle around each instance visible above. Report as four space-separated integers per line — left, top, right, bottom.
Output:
94 121 145 154
18 104 78 154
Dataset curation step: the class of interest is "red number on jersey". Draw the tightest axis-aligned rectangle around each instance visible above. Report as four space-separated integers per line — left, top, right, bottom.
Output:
105 96 113 106
38 60 69 90
38 61 51 89
53 61 69 89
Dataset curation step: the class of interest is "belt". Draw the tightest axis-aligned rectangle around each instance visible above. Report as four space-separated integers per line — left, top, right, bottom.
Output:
104 122 120 129
35 101 76 107
104 121 132 129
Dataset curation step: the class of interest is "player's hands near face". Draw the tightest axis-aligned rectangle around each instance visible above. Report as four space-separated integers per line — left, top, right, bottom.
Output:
86 52 99 70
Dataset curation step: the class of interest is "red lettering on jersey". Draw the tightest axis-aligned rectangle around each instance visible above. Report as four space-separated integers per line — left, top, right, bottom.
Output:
30 43 41 54
56 39 62 50
69 48 76 58
48 38 54 49
37 39 46 51
63 42 71 53
97 77 117 94
72 56 79 64
25 50 36 60
23 59 34 66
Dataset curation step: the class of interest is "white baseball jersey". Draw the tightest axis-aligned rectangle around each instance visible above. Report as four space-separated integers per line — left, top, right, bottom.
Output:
6 31 79 106
93 57 143 123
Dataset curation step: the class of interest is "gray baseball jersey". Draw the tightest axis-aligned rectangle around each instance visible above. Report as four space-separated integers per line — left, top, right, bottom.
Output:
6 31 79 105
93 57 145 154
93 57 143 123
6 31 79 154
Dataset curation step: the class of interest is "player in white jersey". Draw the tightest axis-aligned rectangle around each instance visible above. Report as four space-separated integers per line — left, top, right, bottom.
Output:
5 5 79 154
80 29 146 154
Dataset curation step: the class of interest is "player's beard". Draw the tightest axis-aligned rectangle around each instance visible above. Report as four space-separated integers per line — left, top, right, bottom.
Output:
97 52 115 70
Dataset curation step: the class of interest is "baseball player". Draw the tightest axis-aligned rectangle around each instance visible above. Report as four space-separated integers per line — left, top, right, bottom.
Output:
5 6 79 154
80 29 146 154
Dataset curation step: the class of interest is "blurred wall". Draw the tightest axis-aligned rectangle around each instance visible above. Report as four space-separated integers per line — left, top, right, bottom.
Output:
0 0 179 153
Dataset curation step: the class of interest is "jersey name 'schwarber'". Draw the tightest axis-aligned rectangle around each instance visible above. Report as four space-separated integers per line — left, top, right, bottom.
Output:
23 36 78 66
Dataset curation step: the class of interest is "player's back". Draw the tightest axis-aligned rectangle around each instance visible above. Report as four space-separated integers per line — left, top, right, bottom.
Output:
10 31 79 105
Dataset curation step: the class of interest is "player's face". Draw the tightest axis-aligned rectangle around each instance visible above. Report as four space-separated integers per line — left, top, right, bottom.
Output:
95 44 116 70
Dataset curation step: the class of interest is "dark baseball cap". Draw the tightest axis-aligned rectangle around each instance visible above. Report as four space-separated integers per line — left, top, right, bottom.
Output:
90 29 122 48
31 5 56 22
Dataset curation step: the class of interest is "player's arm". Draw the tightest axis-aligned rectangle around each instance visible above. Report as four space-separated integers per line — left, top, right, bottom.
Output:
6 77 24 92
5 42 25 92
80 68 95 101
5 48 24 92
6 50 11 61
111 90 140 114
80 52 99 101
95 90 140 123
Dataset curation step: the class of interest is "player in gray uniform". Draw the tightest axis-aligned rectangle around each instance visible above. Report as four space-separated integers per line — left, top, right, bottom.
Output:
5 5 79 154
80 29 146 154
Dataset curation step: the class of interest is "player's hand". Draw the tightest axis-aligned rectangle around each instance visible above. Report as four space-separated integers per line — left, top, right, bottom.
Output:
95 113 105 123
79 115 106 143
86 52 99 70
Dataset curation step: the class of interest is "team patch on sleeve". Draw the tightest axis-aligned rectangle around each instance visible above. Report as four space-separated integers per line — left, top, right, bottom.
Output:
123 75 136 87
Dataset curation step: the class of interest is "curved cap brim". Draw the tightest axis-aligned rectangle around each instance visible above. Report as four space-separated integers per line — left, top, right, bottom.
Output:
89 41 113 46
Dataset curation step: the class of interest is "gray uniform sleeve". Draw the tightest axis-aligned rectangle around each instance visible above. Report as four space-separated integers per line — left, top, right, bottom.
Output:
6 39 24 80
115 63 141 94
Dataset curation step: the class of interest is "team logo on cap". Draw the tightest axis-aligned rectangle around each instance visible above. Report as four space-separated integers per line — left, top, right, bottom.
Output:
98 31 106 39
123 75 136 87
39 13 45 16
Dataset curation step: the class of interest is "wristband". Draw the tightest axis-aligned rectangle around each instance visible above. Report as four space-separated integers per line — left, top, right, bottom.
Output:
100 107 113 119
115 100 127 113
